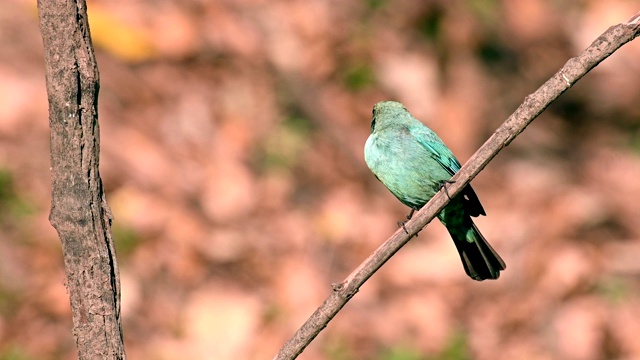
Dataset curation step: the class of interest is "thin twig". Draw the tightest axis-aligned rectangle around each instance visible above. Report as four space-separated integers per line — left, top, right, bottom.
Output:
273 12 640 360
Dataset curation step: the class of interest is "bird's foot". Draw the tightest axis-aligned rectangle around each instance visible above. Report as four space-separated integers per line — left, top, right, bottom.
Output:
397 206 419 234
397 220 410 234
439 180 456 200
405 206 418 221
398 206 420 235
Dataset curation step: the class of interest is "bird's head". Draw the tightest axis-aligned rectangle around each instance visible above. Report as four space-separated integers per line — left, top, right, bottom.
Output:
370 101 411 133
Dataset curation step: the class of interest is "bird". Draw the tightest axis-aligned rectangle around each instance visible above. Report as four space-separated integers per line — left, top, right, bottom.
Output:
364 100 505 281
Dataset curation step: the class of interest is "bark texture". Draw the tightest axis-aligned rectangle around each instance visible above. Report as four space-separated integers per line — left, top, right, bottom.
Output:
38 0 125 358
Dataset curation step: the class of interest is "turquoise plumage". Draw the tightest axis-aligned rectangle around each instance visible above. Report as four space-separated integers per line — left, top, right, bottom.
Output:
364 101 505 280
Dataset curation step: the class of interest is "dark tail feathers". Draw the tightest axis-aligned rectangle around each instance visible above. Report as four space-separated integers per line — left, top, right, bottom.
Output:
449 223 506 281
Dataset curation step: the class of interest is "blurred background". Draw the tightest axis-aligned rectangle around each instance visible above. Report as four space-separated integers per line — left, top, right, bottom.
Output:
1 0 640 359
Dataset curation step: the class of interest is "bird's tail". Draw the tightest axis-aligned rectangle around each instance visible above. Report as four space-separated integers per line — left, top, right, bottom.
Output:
447 221 506 281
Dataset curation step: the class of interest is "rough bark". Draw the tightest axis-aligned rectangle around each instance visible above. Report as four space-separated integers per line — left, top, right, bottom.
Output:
38 0 125 358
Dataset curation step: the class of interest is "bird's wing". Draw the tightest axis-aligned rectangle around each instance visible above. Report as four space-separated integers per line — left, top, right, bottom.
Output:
410 127 461 176
411 125 486 217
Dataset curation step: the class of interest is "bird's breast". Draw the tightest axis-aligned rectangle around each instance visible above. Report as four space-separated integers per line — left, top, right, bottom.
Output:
365 132 443 208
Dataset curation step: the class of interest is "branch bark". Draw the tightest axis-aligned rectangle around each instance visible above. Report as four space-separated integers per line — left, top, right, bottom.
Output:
38 0 125 358
274 11 640 360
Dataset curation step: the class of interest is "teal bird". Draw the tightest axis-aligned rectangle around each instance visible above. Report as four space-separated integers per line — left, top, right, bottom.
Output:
364 101 505 280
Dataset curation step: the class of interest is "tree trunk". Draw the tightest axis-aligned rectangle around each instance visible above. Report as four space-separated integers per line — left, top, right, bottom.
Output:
37 0 126 358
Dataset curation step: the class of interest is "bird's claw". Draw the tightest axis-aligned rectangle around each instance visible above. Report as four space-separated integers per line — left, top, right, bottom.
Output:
397 220 410 234
440 180 455 200
397 206 419 235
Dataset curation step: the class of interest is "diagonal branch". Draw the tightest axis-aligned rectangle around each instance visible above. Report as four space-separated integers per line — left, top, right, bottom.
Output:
274 11 640 360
